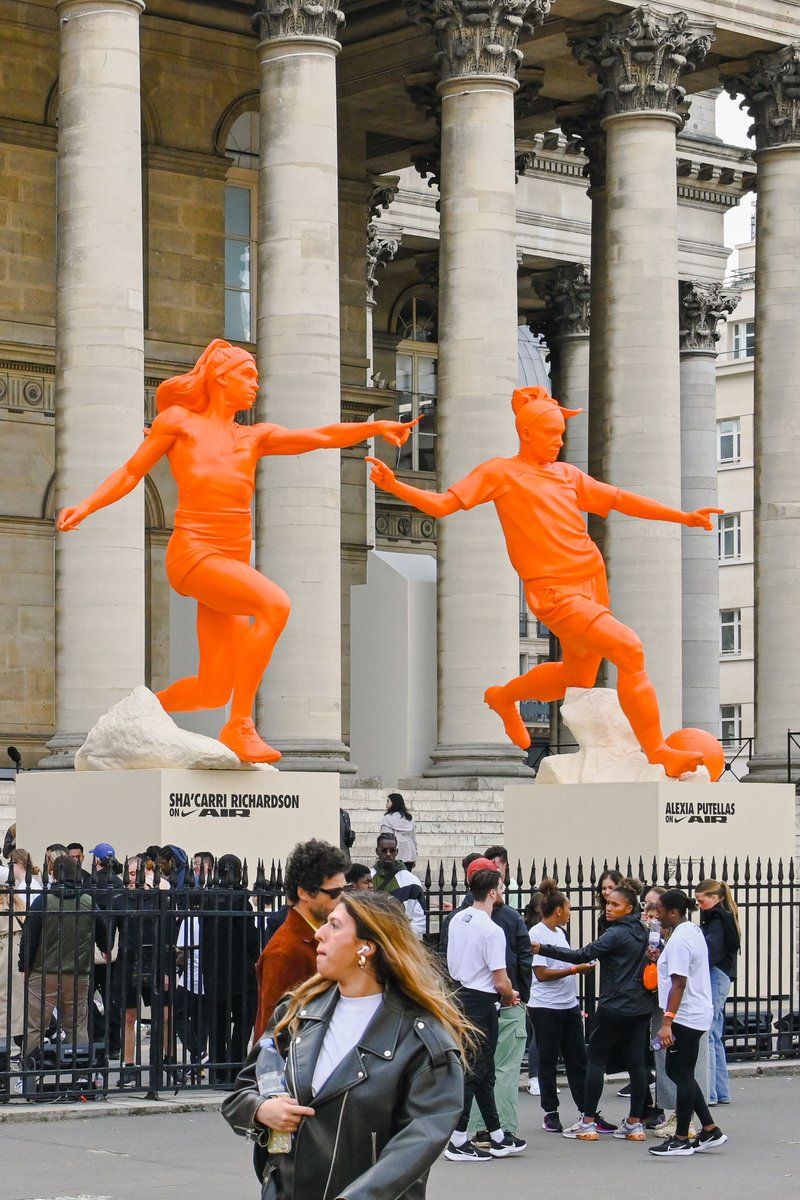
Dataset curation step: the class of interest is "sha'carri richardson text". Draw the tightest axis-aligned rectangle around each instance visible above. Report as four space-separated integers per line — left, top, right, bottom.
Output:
168 792 300 819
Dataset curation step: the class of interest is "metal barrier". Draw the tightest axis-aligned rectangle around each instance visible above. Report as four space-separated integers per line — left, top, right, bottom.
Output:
1 852 797 1102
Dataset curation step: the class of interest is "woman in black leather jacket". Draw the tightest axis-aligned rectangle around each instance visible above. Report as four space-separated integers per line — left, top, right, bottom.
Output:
222 890 470 1200
531 880 654 1142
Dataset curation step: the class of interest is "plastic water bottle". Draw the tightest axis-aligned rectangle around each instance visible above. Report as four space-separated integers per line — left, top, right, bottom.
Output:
255 1036 293 1154
651 1035 663 1051
648 919 661 951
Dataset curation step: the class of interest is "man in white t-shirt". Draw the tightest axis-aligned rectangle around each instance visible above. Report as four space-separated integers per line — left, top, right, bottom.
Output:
649 889 728 1159
444 859 525 1163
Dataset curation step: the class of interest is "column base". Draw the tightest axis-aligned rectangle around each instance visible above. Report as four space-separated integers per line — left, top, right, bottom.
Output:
401 742 534 789
741 755 795 786
273 739 357 775
37 732 86 771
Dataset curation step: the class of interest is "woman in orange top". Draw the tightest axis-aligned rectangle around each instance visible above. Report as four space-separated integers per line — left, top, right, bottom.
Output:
58 339 415 763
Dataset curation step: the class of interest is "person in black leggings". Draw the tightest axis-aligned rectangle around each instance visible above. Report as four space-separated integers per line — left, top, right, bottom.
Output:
532 881 654 1141
649 889 728 1158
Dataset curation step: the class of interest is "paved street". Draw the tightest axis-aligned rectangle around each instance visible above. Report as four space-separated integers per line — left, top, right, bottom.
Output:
3 1073 797 1200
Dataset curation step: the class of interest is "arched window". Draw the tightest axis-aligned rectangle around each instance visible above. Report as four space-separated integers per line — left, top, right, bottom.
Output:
223 110 259 343
393 293 438 472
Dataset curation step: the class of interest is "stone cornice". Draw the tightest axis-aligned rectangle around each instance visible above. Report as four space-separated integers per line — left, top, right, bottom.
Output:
0 116 56 153
533 263 591 340
407 0 552 83
570 5 715 122
678 280 740 352
723 43 800 151
143 145 231 180
253 0 344 43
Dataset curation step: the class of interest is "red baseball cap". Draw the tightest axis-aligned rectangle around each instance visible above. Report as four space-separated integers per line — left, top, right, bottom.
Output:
466 856 500 883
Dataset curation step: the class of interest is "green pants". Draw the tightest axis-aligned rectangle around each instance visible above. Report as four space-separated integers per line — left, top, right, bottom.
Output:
467 1002 527 1133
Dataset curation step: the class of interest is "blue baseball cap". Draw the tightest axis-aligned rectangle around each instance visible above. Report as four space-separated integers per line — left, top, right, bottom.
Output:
89 842 116 860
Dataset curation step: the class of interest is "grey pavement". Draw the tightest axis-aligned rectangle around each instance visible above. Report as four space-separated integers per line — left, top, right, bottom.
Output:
3 1072 798 1200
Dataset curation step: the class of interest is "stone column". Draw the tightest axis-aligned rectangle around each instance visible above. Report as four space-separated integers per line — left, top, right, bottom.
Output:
254 0 353 772
407 0 552 781
569 6 714 736
724 46 800 780
532 264 591 472
43 0 146 769
678 281 739 734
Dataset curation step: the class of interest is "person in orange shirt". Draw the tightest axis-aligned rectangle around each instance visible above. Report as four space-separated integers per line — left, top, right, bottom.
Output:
366 386 721 779
57 339 416 763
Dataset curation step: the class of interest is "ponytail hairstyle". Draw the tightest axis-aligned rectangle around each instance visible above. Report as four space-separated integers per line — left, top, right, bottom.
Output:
696 878 741 939
538 877 569 919
660 888 698 918
156 339 255 414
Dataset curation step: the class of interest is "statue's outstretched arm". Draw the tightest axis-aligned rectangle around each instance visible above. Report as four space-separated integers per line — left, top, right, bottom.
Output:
256 417 420 457
365 457 462 518
57 413 179 532
612 489 722 531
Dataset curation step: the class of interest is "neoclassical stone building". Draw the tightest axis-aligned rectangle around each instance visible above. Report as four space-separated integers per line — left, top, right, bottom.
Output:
2 0 799 788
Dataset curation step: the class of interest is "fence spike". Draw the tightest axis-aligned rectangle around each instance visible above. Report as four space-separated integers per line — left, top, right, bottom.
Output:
730 857 737 885
576 857 584 886
588 860 597 888
674 858 682 887
651 856 658 886
789 858 795 884
275 861 284 890
552 859 559 884
625 857 633 878
637 857 645 883
777 859 784 884
242 859 249 889
529 860 537 889
698 856 705 881
755 857 762 884
423 861 432 889
516 859 524 888
451 861 459 890
663 857 670 886
766 858 773 884
437 860 445 890
613 856 620 872
564 859 572 889
255 859 266 890
686 858 694 889
744 856 751 885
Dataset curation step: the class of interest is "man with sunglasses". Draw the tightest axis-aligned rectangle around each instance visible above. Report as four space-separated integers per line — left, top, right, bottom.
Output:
370 834 427 939
253 839 347 1038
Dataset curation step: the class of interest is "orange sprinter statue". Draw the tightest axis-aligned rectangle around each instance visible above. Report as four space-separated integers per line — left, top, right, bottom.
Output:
57 339 417 764
366 385 723 780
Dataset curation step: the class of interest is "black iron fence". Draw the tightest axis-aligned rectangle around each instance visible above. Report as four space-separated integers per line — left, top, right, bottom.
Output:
1 853 797 1103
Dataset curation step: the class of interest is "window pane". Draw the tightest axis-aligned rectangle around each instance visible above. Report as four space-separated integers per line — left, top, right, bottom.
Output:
225 240 250 290
225 289 250 343
417 355 437 397
395 354 413 393
225 186 251 238
225 112 259 168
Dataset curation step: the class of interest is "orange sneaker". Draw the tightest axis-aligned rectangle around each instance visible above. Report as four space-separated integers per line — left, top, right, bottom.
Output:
219 718 281 764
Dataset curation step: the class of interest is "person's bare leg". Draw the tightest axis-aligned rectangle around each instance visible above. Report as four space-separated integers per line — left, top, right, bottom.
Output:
156 605 237 712
581 614 704 778
484 651 600 749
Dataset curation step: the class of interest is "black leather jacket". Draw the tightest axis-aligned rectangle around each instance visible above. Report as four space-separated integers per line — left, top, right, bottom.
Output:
221 984 464 1200
537 913 654 1017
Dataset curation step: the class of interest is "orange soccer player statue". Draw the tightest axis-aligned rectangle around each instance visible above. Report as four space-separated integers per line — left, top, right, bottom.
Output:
57 339 417 764
366 385 723 780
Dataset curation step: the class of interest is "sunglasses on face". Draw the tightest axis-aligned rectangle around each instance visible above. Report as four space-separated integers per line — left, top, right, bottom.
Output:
316 886 346 899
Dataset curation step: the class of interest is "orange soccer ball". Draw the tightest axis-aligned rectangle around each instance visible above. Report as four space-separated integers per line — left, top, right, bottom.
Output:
665 728 725 782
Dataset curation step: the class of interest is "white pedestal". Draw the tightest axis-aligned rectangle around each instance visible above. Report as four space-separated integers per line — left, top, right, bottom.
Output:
504 781 796 873
15 770 340 867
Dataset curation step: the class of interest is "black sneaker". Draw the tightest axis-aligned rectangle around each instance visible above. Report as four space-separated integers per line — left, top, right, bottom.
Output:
595 1114 618 1134
543 1111 563 1133
489 1132 527 1157
649 1136 695 1158
444 1139 492 1162
117 1066 138 1090
472 1130 491 1147
644 1107 666 1129
691 1127 728 1152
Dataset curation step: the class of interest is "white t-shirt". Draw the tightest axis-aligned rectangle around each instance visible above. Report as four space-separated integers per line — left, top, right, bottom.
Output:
176 917 203 994
657 920 713 1031
529 921 580 1010
447 907 507 992
311 992 384 1096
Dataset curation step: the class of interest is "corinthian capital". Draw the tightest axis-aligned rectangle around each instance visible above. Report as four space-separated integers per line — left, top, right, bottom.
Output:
407 0 552 82
254 0 344 43
678 281 740 352
724 43 800 151
533 264 591 340
570 5 714 120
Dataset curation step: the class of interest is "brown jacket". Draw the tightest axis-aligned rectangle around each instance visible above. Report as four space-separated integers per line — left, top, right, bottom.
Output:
254 906 318 1039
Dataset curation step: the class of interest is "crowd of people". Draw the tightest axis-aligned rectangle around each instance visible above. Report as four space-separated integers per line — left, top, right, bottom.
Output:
1 813 739 1190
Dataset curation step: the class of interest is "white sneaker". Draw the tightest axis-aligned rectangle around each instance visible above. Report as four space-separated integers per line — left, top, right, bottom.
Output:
653 1113 696 1140
526 1078 540 1095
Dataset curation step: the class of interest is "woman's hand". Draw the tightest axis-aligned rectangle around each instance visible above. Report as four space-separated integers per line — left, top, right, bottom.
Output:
57 502 90 532
529 940 540 954
658 1022 675 1049
683 506 724 530
365 456 398 493
646 945 661 963
376 416 421 447
255 1095 316 1132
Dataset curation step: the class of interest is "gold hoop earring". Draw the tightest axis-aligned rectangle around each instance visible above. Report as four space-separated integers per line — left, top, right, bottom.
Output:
357 953 367 970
